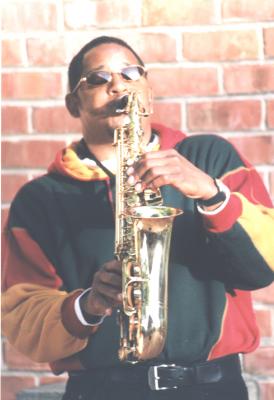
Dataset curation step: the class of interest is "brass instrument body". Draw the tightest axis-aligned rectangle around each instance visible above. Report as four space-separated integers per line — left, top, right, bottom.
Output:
113 92 182 363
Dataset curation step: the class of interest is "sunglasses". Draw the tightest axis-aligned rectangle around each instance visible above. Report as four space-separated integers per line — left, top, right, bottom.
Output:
71 65 147 93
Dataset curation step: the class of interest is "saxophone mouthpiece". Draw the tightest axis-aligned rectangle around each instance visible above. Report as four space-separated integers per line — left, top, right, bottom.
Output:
115 95 129 114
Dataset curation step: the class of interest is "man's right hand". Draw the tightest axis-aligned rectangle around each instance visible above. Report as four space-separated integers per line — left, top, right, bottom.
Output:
80 259 122 318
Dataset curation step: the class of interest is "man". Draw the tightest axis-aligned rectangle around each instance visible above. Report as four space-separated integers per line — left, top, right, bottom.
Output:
2 36 274 400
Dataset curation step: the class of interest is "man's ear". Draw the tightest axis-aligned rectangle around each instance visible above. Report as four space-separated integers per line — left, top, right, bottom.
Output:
65 93 80 118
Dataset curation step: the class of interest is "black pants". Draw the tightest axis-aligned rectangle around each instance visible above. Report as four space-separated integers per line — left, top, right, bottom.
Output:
63 377 248 400
63 359 249 400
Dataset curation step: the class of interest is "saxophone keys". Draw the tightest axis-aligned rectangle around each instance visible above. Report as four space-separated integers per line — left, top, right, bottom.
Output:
132 287 142 305
126 158 134 166
118 344 130 361
126 193 139 206
133 265 141 276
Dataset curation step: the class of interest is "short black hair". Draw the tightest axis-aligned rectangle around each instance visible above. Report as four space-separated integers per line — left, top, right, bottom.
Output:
68 36 145 93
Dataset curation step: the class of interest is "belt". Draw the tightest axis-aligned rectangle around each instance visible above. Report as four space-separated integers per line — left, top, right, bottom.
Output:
148 354 241 390
70 354 241 391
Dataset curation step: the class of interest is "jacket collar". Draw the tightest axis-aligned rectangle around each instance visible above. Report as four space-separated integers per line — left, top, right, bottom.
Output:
48 124 186 181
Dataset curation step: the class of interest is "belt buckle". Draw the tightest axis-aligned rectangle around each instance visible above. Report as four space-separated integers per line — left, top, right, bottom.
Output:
148 364 178 391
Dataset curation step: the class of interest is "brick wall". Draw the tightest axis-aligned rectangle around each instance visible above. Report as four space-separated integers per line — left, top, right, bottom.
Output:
1 0 274 399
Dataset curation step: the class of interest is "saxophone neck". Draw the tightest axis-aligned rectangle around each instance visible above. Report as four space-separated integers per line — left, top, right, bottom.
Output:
116 92 148 117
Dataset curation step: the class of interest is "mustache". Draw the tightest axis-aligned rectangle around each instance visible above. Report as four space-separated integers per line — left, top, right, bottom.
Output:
92 95 129 117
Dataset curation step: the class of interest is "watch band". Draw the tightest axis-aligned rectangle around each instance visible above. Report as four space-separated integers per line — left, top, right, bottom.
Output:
197 179 227 207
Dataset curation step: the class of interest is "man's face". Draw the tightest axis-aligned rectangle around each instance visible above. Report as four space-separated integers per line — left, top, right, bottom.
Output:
71 43 152 145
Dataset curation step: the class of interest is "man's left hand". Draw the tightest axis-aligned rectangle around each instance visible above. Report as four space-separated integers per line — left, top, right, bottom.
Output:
129 149 218 201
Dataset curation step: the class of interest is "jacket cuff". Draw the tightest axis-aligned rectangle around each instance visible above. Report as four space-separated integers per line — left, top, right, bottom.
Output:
50 353 85 375
201 193 243 233
61 290 99 339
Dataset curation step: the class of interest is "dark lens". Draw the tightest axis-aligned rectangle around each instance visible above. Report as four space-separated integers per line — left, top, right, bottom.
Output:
86 71 111 86
121 66 145 81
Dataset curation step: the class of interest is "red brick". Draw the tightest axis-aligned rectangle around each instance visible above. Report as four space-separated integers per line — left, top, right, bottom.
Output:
65 33 99 62
149 67 218 97
3 342 49 371
2 140 65 169
27 38 66 66
33 107 81 133
254 309 272 337
222 0 274 21
64 0 96 29
126 33 177 63
2 2 57 32
2 39 25 66
151 103 181 130
229 136 273 165
264 28 274 58
1 208 9 231
66 32 177 63
2 73 63 100
66 0 143 30
187 100 261 132
183 31 259 61
96 0 141 27
224 65 274 94
1 375 36 400
1 175 29 203
252 282 274 304
39 376 67 385
259 382 274 400
243 347 274 375
267 100 274 128
142 0 216 26
2 106 29 134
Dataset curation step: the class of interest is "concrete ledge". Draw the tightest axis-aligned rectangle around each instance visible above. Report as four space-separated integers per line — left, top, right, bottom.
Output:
16 383 65 400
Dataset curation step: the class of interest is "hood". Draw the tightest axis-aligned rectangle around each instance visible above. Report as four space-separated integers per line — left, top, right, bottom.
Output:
48 123 186 181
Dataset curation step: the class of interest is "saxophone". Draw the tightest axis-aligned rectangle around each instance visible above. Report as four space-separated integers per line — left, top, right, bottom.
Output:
113 92 182 363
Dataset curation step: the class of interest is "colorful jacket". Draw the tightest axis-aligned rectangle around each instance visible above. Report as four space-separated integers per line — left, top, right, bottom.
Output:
2 124 274 374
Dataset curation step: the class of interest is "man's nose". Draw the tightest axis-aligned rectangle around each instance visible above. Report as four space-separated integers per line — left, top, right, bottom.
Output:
107 73 127 94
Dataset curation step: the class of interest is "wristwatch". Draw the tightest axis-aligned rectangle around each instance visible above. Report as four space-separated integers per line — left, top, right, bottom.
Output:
197 179 228 207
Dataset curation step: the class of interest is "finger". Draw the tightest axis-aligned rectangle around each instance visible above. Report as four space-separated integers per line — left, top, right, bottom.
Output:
140 149 177 160
99 271 122 289
127 175 146 195
127 174 137 186
102 260 122 274
94 282 122 303
126 166 134 175
134 182 144 193
134 156 177 179
88 291 116 316
139 165 182 186
146 173 184 190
